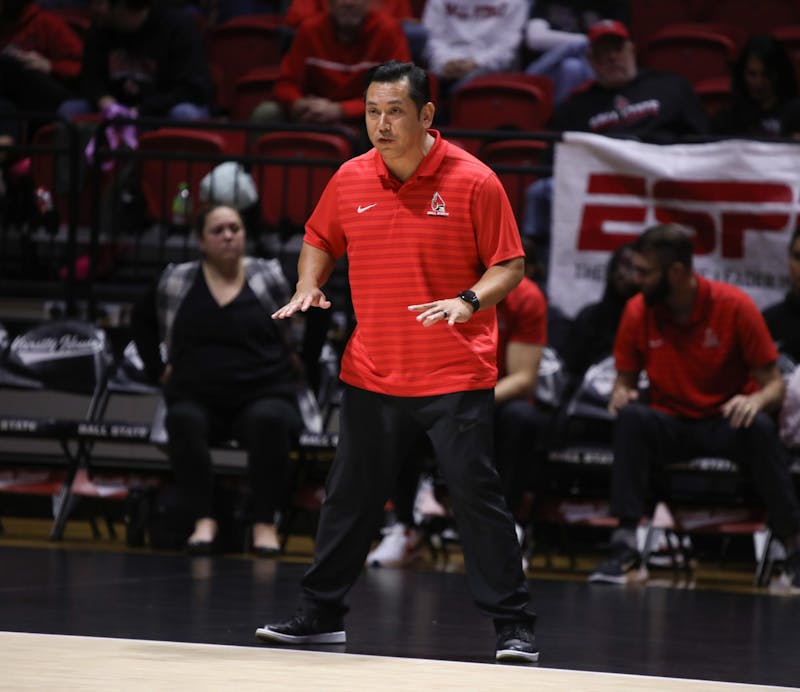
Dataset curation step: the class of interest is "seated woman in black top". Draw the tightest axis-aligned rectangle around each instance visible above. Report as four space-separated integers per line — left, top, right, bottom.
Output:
131 204 303 555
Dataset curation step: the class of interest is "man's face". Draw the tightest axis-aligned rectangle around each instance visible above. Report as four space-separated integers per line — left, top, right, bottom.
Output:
589 37 637 90
329 0 370 32
365 78 432 164
632 251 670 306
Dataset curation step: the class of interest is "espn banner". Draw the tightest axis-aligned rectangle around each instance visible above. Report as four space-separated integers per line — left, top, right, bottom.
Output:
548 132 798 317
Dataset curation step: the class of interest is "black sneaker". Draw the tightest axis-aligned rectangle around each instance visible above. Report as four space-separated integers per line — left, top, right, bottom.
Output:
495 621 539 664
588 543 645 584
255 611 346 645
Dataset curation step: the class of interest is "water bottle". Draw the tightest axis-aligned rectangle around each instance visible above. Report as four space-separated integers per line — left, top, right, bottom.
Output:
170 182 192 233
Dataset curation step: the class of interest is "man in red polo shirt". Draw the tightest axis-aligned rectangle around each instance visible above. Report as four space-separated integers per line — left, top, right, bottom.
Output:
255 0 410 125
257 60 538 663
589 223 800 588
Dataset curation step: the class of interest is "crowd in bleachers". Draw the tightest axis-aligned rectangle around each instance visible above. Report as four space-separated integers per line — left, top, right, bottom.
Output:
2 0 800 590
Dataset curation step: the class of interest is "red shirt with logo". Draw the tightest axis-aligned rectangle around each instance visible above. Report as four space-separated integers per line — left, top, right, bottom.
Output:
496 277 547 378
305 130 524 396
614 274 778 418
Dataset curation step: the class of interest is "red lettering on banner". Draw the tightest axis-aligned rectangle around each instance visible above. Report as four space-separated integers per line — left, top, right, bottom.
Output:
654 208 715 255
587 174 647 196
720 213 790 257
577 205 645 250
578 176 794 257
654 180 793 204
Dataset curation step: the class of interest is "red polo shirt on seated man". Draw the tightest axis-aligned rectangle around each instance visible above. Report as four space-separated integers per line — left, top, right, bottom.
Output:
587 223 800 589
269 0 411 124
259 60 539 664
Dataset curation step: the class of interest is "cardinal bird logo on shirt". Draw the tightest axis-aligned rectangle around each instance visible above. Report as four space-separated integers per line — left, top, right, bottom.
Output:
427 192 449 216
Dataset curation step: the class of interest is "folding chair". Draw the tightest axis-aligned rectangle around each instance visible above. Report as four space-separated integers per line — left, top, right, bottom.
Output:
253 130 354 234
0 319 113 539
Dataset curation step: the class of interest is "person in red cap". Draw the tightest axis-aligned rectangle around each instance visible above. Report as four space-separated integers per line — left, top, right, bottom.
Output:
524 2 630 104
521 17 709 262
554 18 708 135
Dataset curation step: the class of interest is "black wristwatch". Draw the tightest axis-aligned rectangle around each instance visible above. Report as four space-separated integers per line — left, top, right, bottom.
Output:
457 290 480 313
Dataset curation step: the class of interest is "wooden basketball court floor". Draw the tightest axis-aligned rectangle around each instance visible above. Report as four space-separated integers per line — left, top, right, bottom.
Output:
1 524 799 691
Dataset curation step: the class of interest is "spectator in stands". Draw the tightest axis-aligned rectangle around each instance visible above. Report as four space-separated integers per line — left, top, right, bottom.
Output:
588 223 800 588
59 0 211 121
366 237 549 567
522 19 709 259
562 242 637 382
421 0 528 120
712 34 799 137
130 204 303 556
763 227 800 363
524 0 630 104
0 1 82 140
284 0 426 64
252 0 411 126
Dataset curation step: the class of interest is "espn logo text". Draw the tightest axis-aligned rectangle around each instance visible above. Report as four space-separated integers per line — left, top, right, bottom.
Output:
576 174 794 258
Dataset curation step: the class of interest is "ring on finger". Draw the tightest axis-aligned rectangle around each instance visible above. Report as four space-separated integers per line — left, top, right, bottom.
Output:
442 310 449 318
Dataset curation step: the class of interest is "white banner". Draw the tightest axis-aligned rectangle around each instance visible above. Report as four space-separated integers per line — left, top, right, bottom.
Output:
548 132 798 317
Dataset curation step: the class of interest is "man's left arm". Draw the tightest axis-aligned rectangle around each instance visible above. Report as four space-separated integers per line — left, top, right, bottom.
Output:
496 341 544 404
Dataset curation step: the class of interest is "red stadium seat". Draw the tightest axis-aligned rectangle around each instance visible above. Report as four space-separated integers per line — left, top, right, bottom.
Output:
448 74 554 153
137 128 229 224
773 26 800 84
230 66 281 123
703 0 800 36
253 131 354 232
693 75 732 117
642 23 740 85
207 15 284 114
479 139 548 224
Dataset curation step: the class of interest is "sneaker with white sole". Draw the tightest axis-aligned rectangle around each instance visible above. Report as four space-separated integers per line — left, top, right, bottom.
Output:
495 620 539 664
255 611 346 645
366 522 417 567
588 543 646 584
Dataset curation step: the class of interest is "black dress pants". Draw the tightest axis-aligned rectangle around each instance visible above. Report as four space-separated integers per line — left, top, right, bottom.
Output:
300 385 535 623
610 402 800 538
166 395 300 523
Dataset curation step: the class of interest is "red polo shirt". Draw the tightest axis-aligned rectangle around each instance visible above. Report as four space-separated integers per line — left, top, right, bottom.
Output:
305 130 523 396
614 274 778 418
496 277 547 378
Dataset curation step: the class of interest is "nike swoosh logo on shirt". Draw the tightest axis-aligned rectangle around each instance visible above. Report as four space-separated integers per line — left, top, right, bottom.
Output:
357 203 377 213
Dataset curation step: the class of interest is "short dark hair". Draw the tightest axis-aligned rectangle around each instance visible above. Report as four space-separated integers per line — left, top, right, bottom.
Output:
633 223 694 270
364 61 431 112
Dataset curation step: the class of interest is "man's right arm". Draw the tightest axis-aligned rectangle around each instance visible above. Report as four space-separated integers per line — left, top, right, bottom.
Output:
272 242 336 319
